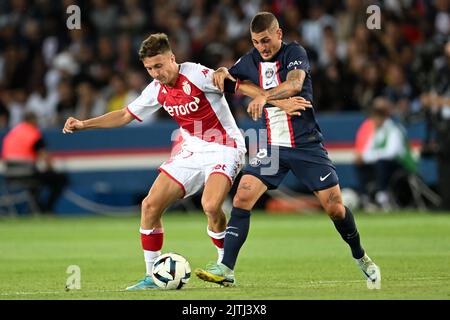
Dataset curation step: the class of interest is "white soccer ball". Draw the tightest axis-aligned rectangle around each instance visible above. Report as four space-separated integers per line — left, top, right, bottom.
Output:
341 188 360 210
151 253 191 289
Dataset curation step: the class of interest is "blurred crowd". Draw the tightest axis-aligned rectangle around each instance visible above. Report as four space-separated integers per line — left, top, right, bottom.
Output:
0 0 449 129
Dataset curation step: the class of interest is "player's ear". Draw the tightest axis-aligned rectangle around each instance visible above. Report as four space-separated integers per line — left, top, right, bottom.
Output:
277 28 283 40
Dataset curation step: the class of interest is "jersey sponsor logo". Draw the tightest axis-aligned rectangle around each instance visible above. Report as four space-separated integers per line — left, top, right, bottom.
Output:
182 81 191 95
163 96 200 116
213 164 227 171
287 60 302 69
201 69 209 77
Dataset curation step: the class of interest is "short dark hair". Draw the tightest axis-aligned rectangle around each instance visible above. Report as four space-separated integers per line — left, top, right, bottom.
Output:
250 12 278 33
138 33 171 60
370 97 391 118
23 111 38 124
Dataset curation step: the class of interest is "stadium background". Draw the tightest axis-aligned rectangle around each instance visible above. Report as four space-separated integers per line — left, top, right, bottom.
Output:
1 0 447 214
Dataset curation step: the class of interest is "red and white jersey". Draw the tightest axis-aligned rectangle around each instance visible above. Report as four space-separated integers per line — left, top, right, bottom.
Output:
127 62 245 152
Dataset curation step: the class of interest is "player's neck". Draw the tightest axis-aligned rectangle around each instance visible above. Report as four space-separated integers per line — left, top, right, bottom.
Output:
166 64 180 87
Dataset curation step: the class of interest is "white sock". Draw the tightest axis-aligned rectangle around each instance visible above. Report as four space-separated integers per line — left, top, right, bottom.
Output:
144 250 161 276
207 227 226 263
217 248 224 264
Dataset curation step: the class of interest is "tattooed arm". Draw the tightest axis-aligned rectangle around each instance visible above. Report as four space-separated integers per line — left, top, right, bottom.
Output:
247 69 307 120
263 69 306 101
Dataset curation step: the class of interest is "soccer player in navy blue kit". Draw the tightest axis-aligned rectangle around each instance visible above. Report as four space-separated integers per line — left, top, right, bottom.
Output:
195 12 381 289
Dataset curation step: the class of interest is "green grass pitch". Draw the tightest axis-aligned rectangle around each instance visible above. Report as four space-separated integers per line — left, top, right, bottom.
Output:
0 211 449 300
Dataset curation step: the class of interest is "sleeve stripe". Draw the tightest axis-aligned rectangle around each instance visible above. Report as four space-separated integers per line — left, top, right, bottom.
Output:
126 106 143 122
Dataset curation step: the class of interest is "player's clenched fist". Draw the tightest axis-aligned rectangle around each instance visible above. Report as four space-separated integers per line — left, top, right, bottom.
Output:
62 117 84 134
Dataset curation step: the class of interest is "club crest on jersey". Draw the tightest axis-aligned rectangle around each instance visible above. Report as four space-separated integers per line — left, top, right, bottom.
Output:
182 81 191 95
260 62 279 89
265 68 274 79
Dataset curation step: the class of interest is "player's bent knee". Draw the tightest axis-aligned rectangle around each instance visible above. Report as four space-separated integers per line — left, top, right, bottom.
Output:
325 203 345 220
141 197 164 218
201 198 222 216
232 192 255 210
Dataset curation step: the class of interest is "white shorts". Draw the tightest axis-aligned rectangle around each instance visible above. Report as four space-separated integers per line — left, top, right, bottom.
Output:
159 142 245 198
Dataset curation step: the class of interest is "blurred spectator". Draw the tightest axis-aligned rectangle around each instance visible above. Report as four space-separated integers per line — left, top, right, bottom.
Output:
5 88 27 128
382 64 414 118
354 62 385 112
75 80 106 120
355 97 417 210
25 81 58 128
420 40 450 210
0 93 9 129
118 0 146 35
1 111 68 213
0 0 447 123
316 27 356 111
301 3 336 55
55 80 77 125
90 0 119 36
106 74 128 113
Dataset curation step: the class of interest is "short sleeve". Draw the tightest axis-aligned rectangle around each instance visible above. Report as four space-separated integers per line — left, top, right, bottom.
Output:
228 55 251 81
285 44 311 74
127 81 162 122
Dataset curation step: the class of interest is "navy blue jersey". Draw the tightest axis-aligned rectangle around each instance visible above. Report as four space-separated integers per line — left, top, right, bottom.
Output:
229 42 324 148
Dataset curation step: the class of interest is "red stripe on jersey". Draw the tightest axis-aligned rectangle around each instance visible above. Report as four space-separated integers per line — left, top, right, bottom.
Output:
275 61 282 85
258 63 263 88
264 108 272 144
286 114 296 148
126 106 142 122
157 74 237 148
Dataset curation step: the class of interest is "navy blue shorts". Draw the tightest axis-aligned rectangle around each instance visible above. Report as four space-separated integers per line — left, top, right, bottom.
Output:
243 143 339 192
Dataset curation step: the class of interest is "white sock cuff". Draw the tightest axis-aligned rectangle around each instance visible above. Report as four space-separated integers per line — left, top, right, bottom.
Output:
144 250 161 261
207 227 226 239
140 227 164 235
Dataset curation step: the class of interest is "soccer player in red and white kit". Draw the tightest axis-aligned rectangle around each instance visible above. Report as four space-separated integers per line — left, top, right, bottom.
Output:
62 33 310 290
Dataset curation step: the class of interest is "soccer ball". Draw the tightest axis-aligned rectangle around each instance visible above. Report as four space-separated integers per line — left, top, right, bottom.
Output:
151 253 191 289
341 188 360 210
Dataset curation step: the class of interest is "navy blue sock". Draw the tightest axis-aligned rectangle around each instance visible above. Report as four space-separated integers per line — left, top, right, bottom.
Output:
221 207 251 270
332 206 365 259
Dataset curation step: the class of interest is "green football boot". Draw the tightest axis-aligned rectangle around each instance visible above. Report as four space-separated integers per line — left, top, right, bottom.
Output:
194 262 235 287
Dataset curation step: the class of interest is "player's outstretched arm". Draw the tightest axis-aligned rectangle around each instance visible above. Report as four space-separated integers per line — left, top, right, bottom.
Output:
62 108 134 134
